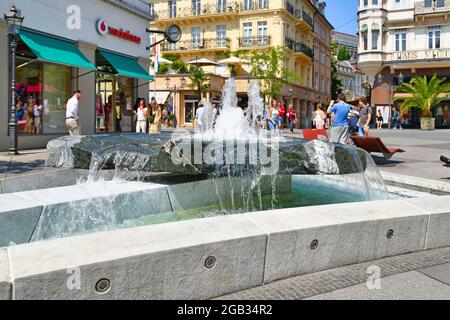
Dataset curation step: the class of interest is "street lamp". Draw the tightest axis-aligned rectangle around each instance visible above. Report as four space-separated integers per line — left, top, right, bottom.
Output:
165 76 171 89
180 76 187 88
4 5 24 155
398 72 404 85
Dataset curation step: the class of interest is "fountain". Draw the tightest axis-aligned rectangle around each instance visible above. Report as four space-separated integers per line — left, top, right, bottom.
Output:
2 79 450 301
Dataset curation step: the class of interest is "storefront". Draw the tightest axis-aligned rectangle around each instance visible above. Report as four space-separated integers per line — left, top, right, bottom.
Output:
0 0 153 150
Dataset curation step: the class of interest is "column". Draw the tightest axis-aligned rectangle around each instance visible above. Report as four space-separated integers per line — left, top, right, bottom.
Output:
294 99 301 129
78 41 97 135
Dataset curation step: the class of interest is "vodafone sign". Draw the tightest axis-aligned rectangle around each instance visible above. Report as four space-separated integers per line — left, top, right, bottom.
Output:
96 19 142 45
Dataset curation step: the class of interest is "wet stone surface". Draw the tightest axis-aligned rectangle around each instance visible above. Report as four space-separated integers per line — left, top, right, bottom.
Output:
45 133 368 176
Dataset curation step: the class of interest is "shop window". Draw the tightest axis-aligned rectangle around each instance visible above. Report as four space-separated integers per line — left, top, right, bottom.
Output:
15 59 43 134
14 58 71 135
43 64 72 134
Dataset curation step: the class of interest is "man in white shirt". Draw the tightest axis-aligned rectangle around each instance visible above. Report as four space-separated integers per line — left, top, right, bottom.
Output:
66 90 81 136
195 101 205 134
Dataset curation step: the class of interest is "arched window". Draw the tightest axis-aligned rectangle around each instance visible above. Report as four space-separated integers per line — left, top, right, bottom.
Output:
361 24 368 50
371 23 380 50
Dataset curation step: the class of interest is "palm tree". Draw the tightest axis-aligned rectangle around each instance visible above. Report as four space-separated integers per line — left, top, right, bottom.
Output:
394 75 450 121
187 66 210 102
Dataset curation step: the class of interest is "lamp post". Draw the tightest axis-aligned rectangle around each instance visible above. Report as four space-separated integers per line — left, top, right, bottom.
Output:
4 6 24 155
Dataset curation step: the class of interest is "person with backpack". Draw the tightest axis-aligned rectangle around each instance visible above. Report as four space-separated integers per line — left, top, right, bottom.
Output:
327 93 351 144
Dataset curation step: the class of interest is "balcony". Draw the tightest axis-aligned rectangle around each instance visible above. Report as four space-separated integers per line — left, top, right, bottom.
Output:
161 38 231 52
239 36 271 47
292 8 314 30
285 38 314 59
154 2 271 21
155 3 240 20
415 0 450 15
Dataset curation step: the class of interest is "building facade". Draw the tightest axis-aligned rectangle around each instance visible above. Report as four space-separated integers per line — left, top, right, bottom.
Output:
149 0 333 128
332 31 359 60
0 0 153 151
358 0 450 128
337 60 366 102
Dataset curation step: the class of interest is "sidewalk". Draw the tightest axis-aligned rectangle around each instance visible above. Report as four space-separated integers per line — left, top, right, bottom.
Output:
218 247 450 300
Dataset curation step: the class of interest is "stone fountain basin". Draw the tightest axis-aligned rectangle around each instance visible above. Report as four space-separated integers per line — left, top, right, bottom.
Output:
1 192 449 300
45 133 369 176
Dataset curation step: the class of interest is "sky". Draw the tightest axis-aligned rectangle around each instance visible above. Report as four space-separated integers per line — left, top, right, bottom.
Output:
325 0 359 35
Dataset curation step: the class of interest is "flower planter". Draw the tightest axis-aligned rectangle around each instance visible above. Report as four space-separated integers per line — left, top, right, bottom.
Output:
420 118 435 131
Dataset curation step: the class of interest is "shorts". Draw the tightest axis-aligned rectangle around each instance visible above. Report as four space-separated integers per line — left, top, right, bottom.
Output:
330 126 349 144
279 117 285 124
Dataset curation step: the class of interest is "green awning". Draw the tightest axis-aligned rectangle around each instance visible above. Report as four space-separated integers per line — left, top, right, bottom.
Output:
98 49 154 81
19 30 96 70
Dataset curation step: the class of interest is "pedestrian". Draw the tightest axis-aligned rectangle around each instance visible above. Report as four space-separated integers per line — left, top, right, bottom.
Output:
312 103 326 130
357 97 372 137
391 107 402 130
268 101 280 136
278 100 286 130
66 90 82 136
136 98 148 133
327 93 351 144
149 102 162 134
376 110 384 130
287 104 297 134
33 98 43 134
195 101 205 133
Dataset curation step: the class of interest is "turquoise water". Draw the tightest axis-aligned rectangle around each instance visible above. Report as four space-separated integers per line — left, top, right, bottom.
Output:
121 175 384 229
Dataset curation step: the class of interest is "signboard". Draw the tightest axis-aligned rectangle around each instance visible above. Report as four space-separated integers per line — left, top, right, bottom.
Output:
376 106 391 124
390 49 450 61
96 19 142 44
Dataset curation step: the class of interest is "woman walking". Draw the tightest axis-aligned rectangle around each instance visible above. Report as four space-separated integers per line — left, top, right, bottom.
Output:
286 104 297 134
149 102 162 134
268 100 280 136
376 110 384 130
312 103 326 130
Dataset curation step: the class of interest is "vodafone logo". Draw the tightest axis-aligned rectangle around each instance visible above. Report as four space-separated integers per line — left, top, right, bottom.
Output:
97 19 108 36
95 19 142 44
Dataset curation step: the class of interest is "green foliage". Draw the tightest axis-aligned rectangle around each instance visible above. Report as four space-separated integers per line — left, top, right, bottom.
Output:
156 54 188 75
394 75 450 118
337 46 351 61
331 41 343 100
237 46 298 101
187 66 211 100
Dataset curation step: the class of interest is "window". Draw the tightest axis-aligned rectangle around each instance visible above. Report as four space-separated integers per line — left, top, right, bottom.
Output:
372 30 379 50
362 32 368 51
259 0 269 9
217 25 227 48
395 29 407 52
168 1 176 18
244 0 253 11
149 3 155 16
243 22 253 45
257 21 268 45
192 0 201 15
217 0 227 12
192 27 201 48
428 26 441 49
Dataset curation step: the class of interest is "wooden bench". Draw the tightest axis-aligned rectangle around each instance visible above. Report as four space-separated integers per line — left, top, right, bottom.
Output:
302 129 329 141
350 136 405 160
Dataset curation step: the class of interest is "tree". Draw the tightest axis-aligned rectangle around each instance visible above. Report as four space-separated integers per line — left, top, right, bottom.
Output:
331 41 343 100
156 53 188 75
187 66 210 101
337 46 351 61
394 75 450 118
237 46 297 102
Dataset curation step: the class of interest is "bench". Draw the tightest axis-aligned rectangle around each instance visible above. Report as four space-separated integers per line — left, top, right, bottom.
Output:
350 136 405 160
441 156 450 167
302 129 329 141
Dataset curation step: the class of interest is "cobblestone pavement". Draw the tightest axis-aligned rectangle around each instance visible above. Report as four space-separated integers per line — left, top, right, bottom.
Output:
217 247 450 300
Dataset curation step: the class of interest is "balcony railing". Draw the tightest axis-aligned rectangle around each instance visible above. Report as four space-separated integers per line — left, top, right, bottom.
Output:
239 36 271 47
415 0 450 14
155 1 271 20
285 38 314 59
161 38 231 51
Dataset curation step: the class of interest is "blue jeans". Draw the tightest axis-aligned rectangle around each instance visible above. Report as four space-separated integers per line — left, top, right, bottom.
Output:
268 120 279 134
358 125 366 137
